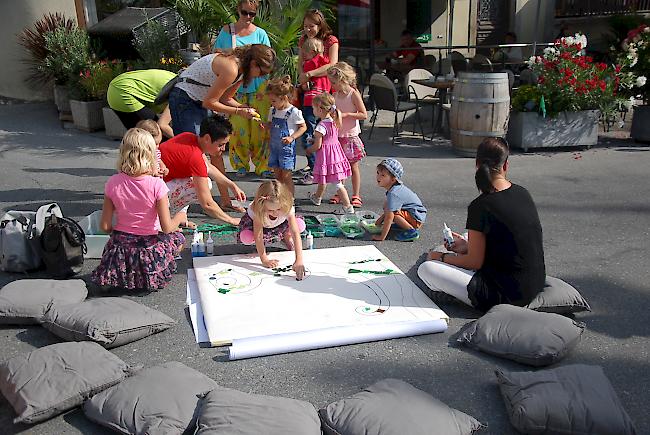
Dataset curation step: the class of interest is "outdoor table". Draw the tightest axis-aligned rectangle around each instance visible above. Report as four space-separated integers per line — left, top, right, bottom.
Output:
412 78 455 135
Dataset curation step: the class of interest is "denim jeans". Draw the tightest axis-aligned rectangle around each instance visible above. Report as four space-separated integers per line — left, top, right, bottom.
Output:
301 105 317 170
168 87 209 136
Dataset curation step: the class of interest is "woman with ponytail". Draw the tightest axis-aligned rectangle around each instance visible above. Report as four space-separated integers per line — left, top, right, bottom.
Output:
418 138 546 312
168 44 276 212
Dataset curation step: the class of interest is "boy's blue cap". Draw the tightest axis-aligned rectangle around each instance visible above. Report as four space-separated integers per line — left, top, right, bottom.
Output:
379 158 403 183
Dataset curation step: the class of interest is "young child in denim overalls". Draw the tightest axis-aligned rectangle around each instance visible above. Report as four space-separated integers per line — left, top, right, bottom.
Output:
265 76 307 195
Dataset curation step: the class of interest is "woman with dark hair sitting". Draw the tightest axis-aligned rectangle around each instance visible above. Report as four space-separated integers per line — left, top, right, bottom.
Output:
418 138 546 311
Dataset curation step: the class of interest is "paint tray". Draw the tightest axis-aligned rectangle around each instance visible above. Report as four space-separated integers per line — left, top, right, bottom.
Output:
355 210 379 221
340 223 364 239
317 214 340 226
303 215 320 226
306 224 325 238
361 221 382 234
339 215 360 226
324 225 342 237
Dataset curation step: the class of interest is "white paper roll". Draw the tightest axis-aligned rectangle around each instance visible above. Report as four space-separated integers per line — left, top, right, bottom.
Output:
228 319 448 360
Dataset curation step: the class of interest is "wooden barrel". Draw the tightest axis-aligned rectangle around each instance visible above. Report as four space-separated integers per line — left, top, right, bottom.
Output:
449 72 510 157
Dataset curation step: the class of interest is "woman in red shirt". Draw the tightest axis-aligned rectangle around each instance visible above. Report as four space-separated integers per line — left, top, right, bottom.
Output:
296 9 340 185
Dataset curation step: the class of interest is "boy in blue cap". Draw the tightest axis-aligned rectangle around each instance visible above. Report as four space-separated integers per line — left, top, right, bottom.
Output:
373 158 427 242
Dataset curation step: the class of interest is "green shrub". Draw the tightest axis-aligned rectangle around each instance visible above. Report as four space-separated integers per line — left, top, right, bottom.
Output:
42 27 91 85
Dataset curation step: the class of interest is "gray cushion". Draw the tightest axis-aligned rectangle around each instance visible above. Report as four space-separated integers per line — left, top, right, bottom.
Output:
525 276 591 314
195 387 321 435
457 304 584 366
83 361 217 435
496 364 637 435
0 342 130 424
42 297 175 348
0 279 87 324
319 378 485 435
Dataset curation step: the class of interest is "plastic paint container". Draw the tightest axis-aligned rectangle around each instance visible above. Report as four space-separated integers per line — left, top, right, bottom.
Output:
339 215 360 226
355 210 379 221
324 226 342 237
317 214 340 226
361 221 382 234
340 224 364 239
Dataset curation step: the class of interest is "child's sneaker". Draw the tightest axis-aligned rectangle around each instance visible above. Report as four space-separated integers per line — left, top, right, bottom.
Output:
309 193 322 206
395 228 420 242
298 173 314 185
335 205 355 214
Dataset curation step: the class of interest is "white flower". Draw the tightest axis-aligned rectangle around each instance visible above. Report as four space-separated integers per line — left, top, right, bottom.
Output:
644 27 650 33
636 76 647 87
623 97 634 110
543 47 558 57
526 55 537 66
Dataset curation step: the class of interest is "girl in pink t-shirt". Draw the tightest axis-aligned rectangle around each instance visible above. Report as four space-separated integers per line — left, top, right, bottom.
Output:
91 128 187 291
327 62 367 207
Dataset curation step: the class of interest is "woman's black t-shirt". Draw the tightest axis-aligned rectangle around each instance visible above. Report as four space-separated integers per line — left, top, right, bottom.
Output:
465 184 545 311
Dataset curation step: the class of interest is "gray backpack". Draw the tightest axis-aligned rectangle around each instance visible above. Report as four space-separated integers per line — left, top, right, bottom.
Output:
0 204 63 273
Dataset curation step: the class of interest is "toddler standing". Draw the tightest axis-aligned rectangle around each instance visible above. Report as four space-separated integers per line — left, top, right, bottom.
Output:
91 128 187 290
238 180 306 280
306 93 354 214
298 37 331 185
327 62 368 207
265 76 307 195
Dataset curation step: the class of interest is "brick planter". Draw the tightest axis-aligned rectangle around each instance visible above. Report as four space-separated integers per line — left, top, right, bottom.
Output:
507 110 599 152
70 100 105 132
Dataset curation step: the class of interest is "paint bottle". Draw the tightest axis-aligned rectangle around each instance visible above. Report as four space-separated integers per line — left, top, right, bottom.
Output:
191 231 200 257
306 231 314 250
443 223 454 247
197 233 206 257
206 232 214 256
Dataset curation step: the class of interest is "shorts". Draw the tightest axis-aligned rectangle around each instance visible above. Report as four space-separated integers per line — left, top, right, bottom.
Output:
339 135 366 163
394 210 423 229
268 141 296 171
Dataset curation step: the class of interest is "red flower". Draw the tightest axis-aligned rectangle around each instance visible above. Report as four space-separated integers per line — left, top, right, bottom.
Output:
615 64 621 73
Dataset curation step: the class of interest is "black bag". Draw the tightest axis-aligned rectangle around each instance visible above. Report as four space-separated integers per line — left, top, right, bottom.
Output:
153 71 211 106
39 214 86 278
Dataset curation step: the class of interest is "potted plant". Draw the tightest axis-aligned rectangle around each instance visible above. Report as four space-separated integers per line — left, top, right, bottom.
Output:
172 0 220 55
17 13 76 113
618 24 649 142
508 33 634 151
70 60 124 131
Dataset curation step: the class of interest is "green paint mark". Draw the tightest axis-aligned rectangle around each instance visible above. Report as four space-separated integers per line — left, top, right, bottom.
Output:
348 268 396 275
218 288 230 294
363 307 371 312
349 259 382 264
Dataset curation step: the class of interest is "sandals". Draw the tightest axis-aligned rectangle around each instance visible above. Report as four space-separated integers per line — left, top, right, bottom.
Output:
328 194 340 204
351 195 363 207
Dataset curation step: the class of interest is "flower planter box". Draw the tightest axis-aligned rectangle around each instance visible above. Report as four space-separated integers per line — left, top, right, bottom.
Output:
631 105 650 143
103 107 127 139
70 100 105 132
507 110 599 152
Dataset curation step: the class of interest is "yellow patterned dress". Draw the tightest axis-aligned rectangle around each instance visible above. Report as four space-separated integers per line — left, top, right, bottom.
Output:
228 80 271 175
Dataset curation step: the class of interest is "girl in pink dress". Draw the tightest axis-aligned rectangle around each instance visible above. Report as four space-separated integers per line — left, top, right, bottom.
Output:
306 93 354 214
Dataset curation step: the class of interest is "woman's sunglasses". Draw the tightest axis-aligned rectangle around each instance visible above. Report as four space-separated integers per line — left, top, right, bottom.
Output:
240 9 256 18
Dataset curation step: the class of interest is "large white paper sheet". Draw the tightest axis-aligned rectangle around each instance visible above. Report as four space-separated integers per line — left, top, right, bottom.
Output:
186 269 209 344
193 245 448 359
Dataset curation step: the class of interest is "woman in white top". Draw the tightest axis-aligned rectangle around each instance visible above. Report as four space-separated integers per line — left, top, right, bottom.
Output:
168 44 276 212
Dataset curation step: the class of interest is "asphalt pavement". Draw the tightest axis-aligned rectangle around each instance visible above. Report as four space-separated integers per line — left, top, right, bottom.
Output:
0 101 648 434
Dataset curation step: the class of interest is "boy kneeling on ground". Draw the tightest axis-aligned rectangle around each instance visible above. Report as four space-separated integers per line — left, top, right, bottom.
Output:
373 158 427 242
